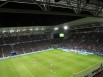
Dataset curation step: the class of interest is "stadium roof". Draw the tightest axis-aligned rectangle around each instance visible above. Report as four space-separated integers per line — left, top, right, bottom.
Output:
0 13 103 32
0 0 103 31
57 13 103 28
0 13 84 27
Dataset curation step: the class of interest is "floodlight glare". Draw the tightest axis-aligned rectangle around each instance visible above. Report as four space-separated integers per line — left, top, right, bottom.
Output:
10 30 14 33
23 29 26 31
17 30 20 32
42 28 44 30
35 28 38 30
54 27 58 30
3 31 6 33
30 29 33 31
64 26 68 30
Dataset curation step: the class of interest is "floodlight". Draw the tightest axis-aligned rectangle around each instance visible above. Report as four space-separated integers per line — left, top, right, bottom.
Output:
3 31 6 33
30 29 33 31
42 28 44 30
23 29 26 31
64 26 68 30
10 30 14 33
17 30 20 32
35 28 38 30
54 27 58 30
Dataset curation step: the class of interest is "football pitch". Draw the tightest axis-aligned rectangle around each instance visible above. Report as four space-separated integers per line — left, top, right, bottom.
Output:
0 49 103 77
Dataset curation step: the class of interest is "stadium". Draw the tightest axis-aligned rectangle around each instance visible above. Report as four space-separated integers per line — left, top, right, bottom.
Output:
0 0 103 77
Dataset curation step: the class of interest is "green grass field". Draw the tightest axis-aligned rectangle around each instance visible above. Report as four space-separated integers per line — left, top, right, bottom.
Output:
0 49 103 77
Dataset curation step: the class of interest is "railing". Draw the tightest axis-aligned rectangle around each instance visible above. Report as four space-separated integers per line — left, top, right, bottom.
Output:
71 61 103 77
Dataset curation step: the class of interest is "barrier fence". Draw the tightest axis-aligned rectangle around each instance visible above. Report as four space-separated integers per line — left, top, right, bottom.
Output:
71 61 103 77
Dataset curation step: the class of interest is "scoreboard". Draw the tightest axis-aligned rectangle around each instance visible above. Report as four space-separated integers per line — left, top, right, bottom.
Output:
53 33 65 38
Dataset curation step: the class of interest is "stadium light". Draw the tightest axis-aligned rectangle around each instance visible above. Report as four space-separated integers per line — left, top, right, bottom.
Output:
17 30 20 32
3 30 6 33
42 28 44 30
54 27 59 31
23 29 26 31
10 30 14 33
30 29 33 31
64 26 68 30
35 28 38 30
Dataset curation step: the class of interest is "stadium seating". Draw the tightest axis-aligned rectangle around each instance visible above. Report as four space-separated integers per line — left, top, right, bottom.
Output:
59 28 103 55
0 27 103 58
0 34 51 57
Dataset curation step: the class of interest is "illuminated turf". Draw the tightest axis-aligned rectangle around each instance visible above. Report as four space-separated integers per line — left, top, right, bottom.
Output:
0 49 103 77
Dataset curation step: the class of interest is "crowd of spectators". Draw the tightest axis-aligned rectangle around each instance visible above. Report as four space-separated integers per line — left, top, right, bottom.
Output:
0 27 103 58
0 34 52 58
59 27 103 55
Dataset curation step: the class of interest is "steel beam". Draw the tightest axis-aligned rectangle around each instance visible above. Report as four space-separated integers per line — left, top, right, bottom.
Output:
0 0 103 16
0 1 8 7
0 8 103 18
